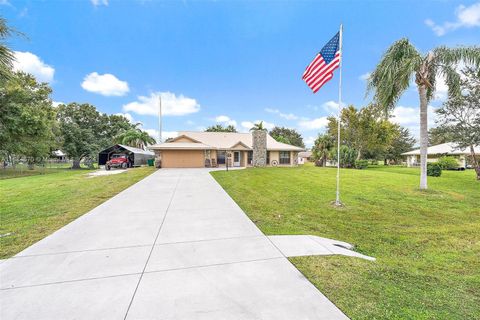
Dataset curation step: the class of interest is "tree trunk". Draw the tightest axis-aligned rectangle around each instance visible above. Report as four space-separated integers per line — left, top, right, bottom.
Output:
470 145 480 181
72 159 81 169
356 150 362 161
418 84 429 190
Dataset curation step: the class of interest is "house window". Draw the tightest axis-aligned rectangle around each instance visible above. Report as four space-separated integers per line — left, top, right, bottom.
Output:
217 151 226 164
267 151 270 165
279 151 290 164
247 151 253 165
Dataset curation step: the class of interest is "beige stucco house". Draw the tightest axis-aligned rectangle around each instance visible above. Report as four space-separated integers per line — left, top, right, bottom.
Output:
402 142 479 168
149 131 304 168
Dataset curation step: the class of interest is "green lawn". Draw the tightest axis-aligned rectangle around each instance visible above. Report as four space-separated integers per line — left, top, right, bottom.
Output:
211 165 480 320
0 167 155 258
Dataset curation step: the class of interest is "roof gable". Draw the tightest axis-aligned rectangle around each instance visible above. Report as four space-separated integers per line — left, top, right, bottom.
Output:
170 134 202 143
230 141 251 150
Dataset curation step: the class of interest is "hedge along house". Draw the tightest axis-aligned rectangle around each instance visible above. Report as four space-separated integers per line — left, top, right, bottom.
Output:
402 142 480 169
149 131 304 168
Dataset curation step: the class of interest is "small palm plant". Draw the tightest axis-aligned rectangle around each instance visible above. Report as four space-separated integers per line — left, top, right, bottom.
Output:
116 129 156 150
250 121 267 131
368 39 479 189
312 134 334 167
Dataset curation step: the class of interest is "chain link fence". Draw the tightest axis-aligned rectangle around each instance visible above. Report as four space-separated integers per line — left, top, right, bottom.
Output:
1 159 97 180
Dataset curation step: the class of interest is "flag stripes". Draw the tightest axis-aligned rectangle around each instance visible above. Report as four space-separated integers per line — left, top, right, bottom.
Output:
302 31 341 93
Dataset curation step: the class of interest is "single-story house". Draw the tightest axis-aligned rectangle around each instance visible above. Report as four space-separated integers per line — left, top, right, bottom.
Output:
51 150 66 161
149 131 304 168
297 151 313 165
402 142 479 168
98 144 155 167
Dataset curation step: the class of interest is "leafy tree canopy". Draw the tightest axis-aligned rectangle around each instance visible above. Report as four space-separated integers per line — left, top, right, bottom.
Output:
269 126 305 148
56 103 139 168
205 124 237 132
384 126 416 164
428 126 455 145
0 72 56 165
327 105 397 160
435 67 480 180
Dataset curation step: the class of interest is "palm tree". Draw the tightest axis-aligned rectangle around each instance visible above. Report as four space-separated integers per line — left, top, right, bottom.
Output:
368 39 479 189
250 121 267 131
312 134 334 167
116 129 156 150
0 18 18 81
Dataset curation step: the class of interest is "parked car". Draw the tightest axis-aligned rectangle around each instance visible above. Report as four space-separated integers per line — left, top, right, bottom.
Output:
106 154 130 170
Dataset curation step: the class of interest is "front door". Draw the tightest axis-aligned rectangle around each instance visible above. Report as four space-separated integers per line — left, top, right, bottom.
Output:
233 151 241 167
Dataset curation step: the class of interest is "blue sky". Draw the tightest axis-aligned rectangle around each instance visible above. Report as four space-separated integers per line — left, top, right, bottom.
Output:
3 0 480 146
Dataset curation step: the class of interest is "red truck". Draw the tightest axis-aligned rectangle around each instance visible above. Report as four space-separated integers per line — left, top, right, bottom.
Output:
105 154 130 170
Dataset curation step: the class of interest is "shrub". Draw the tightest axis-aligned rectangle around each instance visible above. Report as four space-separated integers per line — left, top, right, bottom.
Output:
355 160 369 169
437 156 458 170
332 146 358 168
427 162 442 177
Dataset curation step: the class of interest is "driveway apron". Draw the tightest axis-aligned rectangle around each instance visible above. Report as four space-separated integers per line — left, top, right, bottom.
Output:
1 169 348 320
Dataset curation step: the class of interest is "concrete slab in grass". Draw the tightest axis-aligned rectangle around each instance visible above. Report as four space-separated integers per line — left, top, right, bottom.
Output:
146 236 282 272
1 246 150 289
0 274 140 320
127 259 349 320
269 235 376 261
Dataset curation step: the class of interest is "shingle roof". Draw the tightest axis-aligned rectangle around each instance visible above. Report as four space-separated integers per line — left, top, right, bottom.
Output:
401 142 479 156
149 131 304 151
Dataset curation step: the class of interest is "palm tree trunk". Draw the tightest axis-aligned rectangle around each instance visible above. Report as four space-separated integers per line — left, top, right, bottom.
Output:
418 84 428 190
470 145 480 180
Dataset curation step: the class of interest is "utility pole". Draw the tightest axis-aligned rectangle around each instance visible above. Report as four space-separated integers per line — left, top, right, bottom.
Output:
158 95 162 143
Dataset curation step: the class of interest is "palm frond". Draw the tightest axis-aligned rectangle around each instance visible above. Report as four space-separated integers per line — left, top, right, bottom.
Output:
367 38 422 113
433 46 480 98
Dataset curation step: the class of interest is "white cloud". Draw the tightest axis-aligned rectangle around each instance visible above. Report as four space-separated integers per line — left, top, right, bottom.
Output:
434 74 448 101
321 100 347 116
264 108 299 120
391 105 438 139
240 120 275 132
359 72 371 81
304 136 316 147
114 112 135 123
425 2 480 36
52 101 64 108
298 117 329 130
144 129 178 142
91 0 108 6
123 92 200 117
81 72 129 96
215 115 237 127
13 51 54 83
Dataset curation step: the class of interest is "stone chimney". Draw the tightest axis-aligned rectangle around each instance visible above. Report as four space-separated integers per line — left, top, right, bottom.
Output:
252 130 267 167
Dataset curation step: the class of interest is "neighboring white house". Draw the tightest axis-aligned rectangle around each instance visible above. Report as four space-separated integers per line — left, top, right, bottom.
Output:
402 142 479 168
52 150 66 161
297 151 312 165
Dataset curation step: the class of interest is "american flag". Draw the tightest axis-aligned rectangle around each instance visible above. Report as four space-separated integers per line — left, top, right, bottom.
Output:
302 32 341 93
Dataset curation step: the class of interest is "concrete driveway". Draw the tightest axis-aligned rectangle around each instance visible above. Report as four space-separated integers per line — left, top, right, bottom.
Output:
1 169 348 320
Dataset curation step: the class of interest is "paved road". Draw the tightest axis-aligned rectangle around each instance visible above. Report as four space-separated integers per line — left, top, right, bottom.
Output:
1 169 348 320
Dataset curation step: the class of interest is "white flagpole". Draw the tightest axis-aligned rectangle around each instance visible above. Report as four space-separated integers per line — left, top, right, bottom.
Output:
335 24 343 206
158 95 162 143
